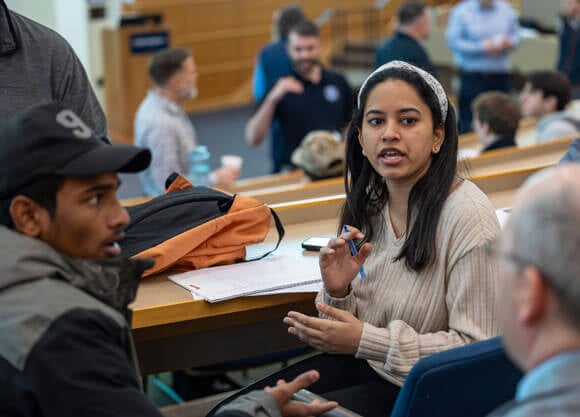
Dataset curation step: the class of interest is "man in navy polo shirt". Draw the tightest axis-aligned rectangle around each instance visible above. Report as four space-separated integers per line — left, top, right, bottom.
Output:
245 20 353 173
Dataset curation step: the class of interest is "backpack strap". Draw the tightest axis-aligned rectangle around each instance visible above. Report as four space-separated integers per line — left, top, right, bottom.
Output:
246 208 285 261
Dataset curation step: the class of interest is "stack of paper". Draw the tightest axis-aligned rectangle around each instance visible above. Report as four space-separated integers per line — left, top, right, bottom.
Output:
495 207 511 229
169 255 322 302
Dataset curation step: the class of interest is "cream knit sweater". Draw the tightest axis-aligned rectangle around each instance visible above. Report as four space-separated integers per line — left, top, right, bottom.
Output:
317 180 501 386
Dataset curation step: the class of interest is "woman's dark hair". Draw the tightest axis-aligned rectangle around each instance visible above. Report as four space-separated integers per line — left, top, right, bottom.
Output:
0 176 65 229
341 67 458 272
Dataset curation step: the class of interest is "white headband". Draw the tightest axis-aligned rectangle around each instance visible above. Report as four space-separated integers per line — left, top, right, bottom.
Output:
357 60 448 123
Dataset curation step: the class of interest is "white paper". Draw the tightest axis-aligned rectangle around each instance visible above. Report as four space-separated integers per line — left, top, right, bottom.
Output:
188 281 323 300
495 207 511 229
170 255 322 302
250 281 323 296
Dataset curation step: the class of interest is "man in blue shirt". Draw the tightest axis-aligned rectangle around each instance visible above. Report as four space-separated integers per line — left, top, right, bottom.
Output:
246 21 352 173
557 0 580 98
376 1 436 76
446 0 520 134
486 164 580 417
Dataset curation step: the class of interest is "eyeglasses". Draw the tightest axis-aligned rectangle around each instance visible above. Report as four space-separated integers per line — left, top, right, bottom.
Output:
484 239 560 294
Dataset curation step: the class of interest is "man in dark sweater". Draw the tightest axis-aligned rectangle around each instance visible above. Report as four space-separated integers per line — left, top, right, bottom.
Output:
0 103 336 417
375 1 436 76
557 0 580 98
472 91 520 153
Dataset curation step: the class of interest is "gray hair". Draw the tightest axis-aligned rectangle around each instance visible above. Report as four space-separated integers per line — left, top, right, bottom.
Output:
508 166 580 329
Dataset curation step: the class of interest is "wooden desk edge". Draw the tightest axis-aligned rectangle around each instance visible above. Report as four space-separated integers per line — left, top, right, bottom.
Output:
132 291 316 329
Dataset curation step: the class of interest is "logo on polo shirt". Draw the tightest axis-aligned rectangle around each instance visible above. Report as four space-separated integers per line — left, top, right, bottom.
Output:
323 85 341 103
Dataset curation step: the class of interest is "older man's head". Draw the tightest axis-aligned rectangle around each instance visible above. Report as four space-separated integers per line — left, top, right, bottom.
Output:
496 164 580 372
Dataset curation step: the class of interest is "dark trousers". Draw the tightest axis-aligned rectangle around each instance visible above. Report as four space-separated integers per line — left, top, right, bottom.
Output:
208 353 400 417
458 72 511 134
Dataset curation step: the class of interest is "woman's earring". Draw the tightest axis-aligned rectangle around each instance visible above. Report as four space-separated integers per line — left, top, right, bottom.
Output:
433 146 440 154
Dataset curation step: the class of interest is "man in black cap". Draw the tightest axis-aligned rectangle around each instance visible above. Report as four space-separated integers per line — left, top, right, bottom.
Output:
0 103 336 416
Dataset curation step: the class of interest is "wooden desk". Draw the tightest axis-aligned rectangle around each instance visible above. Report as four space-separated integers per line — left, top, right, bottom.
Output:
245 178 344 207
244 139 565 206
226 170 306 193
131 218 336 375
130 166 537 375
458 117 537 153
465 135 574 177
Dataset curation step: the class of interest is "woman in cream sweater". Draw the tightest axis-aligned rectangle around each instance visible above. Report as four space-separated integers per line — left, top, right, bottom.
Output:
281 61 501 416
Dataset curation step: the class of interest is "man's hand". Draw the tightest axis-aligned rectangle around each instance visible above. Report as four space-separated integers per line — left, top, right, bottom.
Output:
268 76 304 103
283 303 363 354
265 370 338 417
482 39 503 56
499 37 513 51
211 165 241 186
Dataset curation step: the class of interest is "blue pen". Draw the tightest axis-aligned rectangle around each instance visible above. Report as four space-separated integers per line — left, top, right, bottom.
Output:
342 225 367 279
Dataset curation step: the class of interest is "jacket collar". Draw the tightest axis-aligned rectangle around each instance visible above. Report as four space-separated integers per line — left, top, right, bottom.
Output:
0 227 153 312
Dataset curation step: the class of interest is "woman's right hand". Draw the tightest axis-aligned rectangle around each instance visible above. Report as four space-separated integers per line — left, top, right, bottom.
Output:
319 226 371 298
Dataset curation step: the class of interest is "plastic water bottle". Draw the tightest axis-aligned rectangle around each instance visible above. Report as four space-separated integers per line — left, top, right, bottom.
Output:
189 145 211 186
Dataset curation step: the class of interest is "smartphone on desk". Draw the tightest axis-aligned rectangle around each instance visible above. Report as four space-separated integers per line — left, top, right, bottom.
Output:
301 237 331 252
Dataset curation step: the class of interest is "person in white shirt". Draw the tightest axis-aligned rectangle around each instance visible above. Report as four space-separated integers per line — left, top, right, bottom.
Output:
134 48 240 196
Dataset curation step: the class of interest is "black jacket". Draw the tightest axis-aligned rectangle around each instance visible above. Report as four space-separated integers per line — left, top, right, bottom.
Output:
0 227 164 416
0 227 285 417
482 134 516 153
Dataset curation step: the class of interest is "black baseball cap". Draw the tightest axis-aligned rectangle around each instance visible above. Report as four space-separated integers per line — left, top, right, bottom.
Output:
0 102 151 199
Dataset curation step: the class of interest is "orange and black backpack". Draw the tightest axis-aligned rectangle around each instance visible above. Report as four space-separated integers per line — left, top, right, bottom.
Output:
120 174 284 278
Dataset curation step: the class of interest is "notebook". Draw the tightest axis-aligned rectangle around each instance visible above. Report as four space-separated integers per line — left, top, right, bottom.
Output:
169 254 322 302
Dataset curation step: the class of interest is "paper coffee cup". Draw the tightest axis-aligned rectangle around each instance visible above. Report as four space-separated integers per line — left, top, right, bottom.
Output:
221 154 243 169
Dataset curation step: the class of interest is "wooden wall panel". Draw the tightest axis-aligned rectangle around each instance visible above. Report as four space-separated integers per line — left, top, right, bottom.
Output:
240 33 271 61
238 0 287 28
104 0 406 137
184 2 239 32
157 6 188 35
183 37 240 66
197 69 243 98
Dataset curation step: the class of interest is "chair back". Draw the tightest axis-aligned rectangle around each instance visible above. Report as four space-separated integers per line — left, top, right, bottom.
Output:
390 337 522 417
